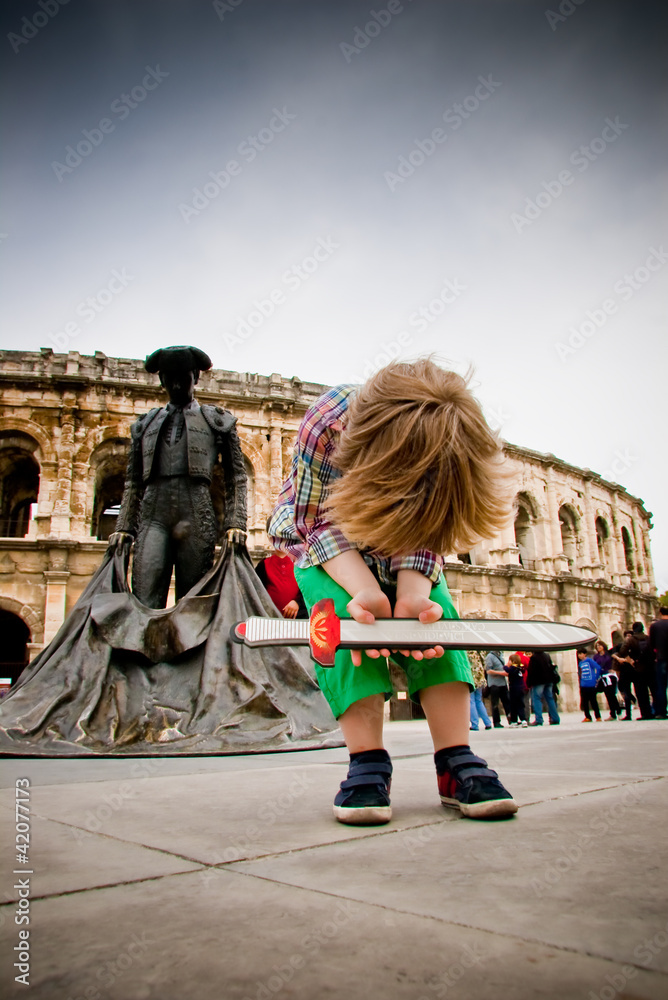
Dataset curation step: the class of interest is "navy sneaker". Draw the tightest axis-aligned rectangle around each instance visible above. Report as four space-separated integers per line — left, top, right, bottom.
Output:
333 752 392 825
436 747 518 820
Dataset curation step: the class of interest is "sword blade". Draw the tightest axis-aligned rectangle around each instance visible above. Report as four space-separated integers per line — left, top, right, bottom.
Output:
339 618 596 652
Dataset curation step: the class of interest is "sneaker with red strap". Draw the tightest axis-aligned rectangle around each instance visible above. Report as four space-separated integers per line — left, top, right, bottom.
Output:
435 746 518 819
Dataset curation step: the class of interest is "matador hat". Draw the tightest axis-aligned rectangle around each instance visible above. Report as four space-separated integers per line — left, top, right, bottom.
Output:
145 346 213 375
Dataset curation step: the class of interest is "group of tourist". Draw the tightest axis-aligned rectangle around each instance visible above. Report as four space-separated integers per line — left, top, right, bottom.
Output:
578 610 668 722
466 607 668 728
467 648 561 729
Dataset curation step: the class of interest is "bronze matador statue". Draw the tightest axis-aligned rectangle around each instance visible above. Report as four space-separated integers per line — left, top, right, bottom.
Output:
0 345 342 755
109 345 247 608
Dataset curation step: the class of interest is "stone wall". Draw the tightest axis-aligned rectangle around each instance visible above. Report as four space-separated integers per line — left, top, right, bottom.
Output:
0 349 658 707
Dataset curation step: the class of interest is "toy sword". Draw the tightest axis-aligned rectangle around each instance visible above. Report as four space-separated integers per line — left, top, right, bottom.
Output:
231 598 597 667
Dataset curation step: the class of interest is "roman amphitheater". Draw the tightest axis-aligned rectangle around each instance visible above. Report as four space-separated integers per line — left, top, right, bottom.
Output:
0 349 658 710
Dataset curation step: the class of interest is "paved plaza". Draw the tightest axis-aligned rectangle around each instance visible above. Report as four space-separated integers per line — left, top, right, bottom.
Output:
1 714 667 1000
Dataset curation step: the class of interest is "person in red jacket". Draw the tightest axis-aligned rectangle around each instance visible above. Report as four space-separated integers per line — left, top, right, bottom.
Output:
254 550 306 618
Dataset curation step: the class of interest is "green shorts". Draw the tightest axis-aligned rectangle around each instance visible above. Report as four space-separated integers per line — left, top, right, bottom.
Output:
294 564 473 719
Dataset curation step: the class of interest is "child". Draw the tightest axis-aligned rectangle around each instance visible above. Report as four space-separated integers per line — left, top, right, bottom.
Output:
254 548 307 619
506 654 528 727
268 359 517 823
578 649 602 722
592 640 620 720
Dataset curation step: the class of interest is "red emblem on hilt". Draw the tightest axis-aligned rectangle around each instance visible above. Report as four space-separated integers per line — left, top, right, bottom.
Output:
309 599 341 667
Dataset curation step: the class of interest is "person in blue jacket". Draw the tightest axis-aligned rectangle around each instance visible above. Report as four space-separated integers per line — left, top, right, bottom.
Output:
578 648 602 722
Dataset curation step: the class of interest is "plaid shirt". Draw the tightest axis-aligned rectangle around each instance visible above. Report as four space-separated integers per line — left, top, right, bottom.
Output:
268 384 442 586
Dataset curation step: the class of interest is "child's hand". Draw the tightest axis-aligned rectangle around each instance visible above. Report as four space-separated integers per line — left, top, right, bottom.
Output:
346 588 393 666
393 594 444 661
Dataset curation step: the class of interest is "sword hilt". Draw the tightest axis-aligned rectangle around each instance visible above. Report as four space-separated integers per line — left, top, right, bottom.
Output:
231 599 340 667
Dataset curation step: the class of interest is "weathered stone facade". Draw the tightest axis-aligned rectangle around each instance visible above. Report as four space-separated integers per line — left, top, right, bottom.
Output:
0 349 658 708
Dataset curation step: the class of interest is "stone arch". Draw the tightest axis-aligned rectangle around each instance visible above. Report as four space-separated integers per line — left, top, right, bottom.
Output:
237 440 266 527
0 431 41 538
0 595 42 645
243 454 256 525
575 616 598 635
210 451 258 541
282 432 296 479
514 491 540 568
529 613 551 622
0 608 31 684
0 417 55 465
621 525 634 574
88 438 131 540
595 515 613 573
74 421 134 469
558 503 581 571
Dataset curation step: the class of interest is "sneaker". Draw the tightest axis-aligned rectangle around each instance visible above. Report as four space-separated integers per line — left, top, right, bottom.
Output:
595 718 603 722
509 722 520 728
484 725 492 730
520 720 528 728
333 753 392 826
436 748 518 820
582 718 592 723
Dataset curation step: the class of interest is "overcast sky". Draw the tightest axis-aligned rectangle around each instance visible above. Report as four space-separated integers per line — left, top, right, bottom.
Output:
1 0 666 585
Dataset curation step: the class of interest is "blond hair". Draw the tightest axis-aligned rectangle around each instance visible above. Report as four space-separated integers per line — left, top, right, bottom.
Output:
325 359 512 557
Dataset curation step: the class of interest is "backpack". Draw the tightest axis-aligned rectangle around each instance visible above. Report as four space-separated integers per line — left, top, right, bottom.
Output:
636 636 654 671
